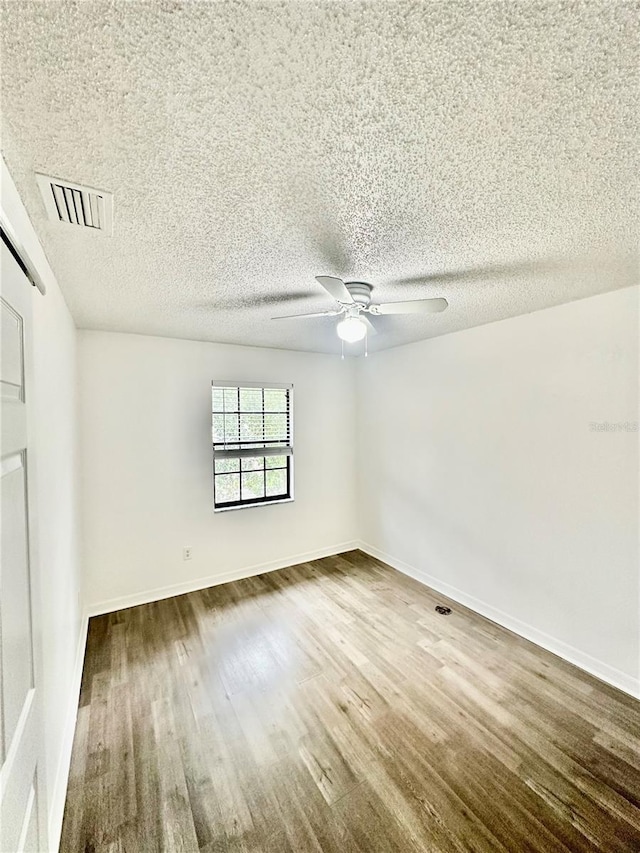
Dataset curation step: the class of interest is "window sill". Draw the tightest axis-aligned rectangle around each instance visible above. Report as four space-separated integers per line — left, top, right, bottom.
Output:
214 497 294 513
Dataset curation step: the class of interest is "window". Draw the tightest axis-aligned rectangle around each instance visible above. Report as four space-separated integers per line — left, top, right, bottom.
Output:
212 381 293 510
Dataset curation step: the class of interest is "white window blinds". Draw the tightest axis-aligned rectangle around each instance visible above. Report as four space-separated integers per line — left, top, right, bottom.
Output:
211 381 293 460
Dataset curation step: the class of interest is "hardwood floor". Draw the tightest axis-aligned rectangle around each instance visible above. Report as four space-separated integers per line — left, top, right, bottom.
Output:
60 550 640 852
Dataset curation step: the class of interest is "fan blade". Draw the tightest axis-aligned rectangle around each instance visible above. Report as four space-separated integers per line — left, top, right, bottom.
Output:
272 309 341 320
196 290 315 311
392 263 540 288
361 315 378 335
245 290 315 307
390 253 635 289
315 275 355 304
373 297 448 315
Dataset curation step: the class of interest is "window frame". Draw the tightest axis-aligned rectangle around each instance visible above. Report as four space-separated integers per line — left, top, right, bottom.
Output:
211 380 294 512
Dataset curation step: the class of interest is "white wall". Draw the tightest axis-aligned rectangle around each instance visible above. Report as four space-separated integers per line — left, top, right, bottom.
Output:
1 156 85 849
357 287 639 696
79 331 358 611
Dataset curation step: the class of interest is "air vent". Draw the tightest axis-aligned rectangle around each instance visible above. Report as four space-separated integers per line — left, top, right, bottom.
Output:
36 173 113 236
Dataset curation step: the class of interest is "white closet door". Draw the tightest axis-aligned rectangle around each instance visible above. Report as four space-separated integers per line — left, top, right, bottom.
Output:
1 238 47 853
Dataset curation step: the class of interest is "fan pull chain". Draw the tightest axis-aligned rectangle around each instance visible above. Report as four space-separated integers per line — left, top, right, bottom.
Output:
341 339 344 360
365 335 368 358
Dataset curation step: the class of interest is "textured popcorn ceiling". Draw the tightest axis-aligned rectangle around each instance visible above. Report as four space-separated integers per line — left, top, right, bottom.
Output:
1 1 638 354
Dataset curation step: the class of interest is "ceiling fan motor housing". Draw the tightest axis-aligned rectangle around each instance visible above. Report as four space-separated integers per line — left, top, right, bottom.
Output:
344 282 372 307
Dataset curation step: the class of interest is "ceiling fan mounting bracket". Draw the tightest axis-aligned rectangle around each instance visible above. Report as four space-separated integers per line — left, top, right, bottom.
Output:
344 282 372 307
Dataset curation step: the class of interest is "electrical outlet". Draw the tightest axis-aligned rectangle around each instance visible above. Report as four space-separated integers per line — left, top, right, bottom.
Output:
183 546 192 561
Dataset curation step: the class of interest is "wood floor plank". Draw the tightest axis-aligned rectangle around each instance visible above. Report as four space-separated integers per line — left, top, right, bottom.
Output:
60 550 640 852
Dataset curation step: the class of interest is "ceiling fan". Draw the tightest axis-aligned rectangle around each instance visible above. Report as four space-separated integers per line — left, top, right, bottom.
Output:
272 276 448 343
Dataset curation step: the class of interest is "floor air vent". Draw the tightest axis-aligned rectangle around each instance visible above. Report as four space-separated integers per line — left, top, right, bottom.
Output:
36 173 113 235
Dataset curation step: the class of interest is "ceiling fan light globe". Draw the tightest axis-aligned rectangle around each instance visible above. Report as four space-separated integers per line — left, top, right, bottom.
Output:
336 316 367 343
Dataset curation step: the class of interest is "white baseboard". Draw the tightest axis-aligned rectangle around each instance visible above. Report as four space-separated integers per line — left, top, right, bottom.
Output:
358 541 640 700
48 612 89 851
87 541 360 617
